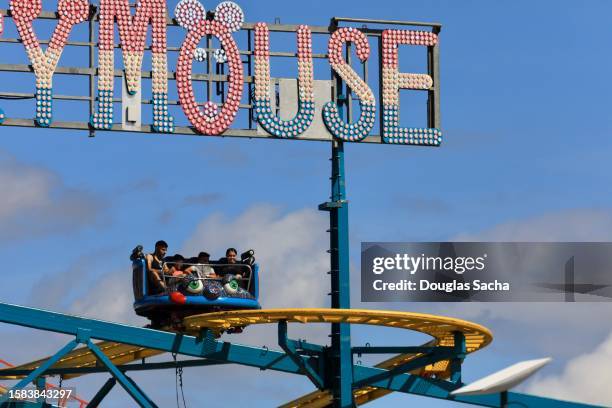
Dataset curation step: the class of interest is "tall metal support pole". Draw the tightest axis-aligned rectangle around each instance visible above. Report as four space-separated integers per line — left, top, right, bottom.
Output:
329 139 353 407
322 20 354 406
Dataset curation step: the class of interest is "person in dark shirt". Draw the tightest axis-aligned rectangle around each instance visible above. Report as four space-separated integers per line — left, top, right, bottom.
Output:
145 240 169 295
218 248 252 279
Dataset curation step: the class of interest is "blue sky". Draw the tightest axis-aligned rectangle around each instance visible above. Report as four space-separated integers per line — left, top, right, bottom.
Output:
1 0 612 406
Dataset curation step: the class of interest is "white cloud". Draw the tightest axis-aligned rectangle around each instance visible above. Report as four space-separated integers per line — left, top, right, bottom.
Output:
349 208 612 372
18 246 146 326
182 204 330 310
68 270 147 326
441 209 612 343
455 208 612 241
26 253 92 310
0 159 52 219
526 331 612 406
0 152 105 240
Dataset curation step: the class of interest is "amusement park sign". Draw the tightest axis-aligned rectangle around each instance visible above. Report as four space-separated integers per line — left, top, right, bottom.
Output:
0 0 442 145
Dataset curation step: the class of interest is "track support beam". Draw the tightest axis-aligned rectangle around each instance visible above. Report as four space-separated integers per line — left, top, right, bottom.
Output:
0 340 78 405
87 340 157 408
87 378 117 408
450 331 466 384
278 321 325 389
318 53 353 405
325 139 354 407
34 377 46 405
352 346 451 355
1 359 228 378
352 349 455 388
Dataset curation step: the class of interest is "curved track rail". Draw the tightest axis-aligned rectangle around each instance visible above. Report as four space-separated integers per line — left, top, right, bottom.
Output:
2 308 492 382
184 308 493 354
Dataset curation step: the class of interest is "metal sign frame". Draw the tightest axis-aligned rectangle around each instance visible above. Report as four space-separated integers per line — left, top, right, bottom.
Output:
0 8 441 143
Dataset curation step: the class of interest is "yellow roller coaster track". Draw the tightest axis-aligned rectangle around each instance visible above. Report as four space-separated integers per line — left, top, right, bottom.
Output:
0 342 165 380
184 308 492 354
0 308 492 407
184 308 493 408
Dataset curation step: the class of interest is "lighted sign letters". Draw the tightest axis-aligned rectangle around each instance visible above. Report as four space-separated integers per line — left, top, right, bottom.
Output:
324 27 376 142
381 29 442 145
0 1 442 145
175 0 243 135
254 23 315 139
10 0 88 127
91 0 174 132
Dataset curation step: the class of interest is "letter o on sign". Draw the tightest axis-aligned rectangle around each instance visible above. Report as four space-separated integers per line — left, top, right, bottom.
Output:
176 20 243 135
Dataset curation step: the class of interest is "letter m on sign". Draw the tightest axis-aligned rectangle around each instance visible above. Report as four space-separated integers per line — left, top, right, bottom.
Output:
91 0 174 133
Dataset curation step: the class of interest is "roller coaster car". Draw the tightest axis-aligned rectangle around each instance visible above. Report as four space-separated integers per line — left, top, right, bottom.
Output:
131 248 261 329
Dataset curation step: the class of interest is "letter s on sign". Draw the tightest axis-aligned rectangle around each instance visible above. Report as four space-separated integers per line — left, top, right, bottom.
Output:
323 27 376 142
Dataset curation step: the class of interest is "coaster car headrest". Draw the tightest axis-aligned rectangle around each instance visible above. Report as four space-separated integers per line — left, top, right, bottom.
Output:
130 245 144 261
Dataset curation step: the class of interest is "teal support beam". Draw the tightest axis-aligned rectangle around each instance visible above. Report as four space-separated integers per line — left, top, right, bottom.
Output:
352 365 600 408
0 340 77 405
317 142 353 406
278 321 324 389
1 358 227 378
352 349 455 388
319 141 352 406
124 376 157 407
0 304 303 375
450 331 466 384
324 138 353 408
34 377 45 406
291 339 325 356
352 346 451 355
87 340 156 408
196 328 217 355
319 26 354 405
87 378 116 408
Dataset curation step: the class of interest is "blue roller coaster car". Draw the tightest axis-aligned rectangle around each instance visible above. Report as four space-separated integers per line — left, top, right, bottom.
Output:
132 252 261 329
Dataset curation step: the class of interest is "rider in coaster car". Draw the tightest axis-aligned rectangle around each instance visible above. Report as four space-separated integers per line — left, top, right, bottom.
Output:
145 240 170 295
167 254 190 277
217 248 243 277
167 254 202 290
191 252 217 279
217 248 256 281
